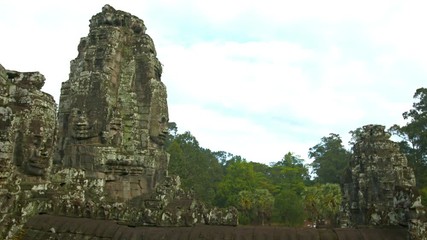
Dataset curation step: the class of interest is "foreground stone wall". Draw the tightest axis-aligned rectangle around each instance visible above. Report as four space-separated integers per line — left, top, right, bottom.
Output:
21 215 409 240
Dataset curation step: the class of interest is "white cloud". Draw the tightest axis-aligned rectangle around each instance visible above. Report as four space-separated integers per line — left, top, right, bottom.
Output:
190 0 393 25
170 103 312 163
366 1 427 71
1 0 427 165
161 41 313 113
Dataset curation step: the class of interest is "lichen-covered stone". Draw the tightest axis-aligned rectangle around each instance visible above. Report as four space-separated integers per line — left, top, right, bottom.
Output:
50 4 236 227
341 124 427 239
0 5 237 239
55 4 169 202
0 67 57 239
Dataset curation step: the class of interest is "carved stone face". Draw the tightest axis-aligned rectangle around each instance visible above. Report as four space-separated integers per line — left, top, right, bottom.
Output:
71 109 95 140
15 119 55 176
26 122 51 176
149 81 168 146
109 117 121 131
149 114 168 146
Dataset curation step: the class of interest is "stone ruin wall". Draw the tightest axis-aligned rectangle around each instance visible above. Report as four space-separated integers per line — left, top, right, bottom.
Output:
0 5 237 240
341 124 427 239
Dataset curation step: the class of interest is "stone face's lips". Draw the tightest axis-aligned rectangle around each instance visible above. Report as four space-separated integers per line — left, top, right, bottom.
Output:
26 161 46 176
156 133 167 144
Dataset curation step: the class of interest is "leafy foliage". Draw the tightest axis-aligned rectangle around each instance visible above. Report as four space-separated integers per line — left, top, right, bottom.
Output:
308 134 351 184
166 127 315 226
166 92 427 226
389 88 427 204
270 152 311 191
238 189 274 225
273 189 306 226
302 184 342 226
166 131 223 205
216 157 267 207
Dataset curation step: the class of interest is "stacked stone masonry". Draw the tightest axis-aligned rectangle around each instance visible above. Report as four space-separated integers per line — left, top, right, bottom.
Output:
341 124 427 239
0 5 236 240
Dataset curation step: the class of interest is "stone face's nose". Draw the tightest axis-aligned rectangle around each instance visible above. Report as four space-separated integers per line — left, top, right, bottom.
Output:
40 149 49 158
76 116 88 126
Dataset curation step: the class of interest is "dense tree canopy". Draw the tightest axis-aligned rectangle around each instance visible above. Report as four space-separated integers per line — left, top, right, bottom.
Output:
308 134 351 184
389 87 427 203
269 152 311 226
166 131 223 204
167 86 427 226
166 129 317 226
303 183 342 226
216 157 267 207
238 189 274 225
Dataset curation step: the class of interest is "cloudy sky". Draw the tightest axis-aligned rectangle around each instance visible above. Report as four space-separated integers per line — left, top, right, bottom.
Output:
1 0 426 164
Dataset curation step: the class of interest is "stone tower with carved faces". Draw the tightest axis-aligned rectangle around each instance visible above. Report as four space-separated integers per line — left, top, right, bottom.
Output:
55 5 169 202
341 125 419 228
0 7 237 238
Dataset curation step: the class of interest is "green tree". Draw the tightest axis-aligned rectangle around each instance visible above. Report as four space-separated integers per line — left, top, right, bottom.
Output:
216 157 267 208
389 87 427 204
269 152 311 192
213 151 234 167
238 189 274 225
254 189 274 226
303 183 342 226
167 131 223 204
308 134 351 184
273 188 306 226
268 152 310 226
249 161 276 193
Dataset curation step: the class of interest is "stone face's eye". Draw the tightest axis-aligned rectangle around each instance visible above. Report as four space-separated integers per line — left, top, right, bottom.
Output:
160 117 167 123
33 135 42 147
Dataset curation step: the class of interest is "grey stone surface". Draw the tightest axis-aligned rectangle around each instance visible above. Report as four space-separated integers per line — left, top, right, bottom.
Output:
341 124 427 239
0 5 237 240
0 65 57 239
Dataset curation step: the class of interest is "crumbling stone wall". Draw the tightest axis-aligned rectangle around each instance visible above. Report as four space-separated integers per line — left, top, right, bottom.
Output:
341 124 427 239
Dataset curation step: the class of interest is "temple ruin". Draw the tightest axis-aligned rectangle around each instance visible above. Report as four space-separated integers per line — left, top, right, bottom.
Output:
0 5 236 240
0 5 426 240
